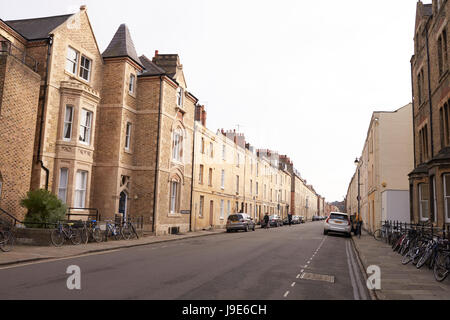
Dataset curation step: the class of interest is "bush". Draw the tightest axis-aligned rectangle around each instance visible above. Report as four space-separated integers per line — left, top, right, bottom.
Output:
20 189 67 228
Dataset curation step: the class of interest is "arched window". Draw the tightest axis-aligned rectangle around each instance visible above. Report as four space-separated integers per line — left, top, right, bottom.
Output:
172 128 184 162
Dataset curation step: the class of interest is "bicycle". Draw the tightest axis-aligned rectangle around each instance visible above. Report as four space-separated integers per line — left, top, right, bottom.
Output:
51 222 82 247
80 220 103 244
120 219 139 240
433 240 450 282
104 220 123 241
0 228 15 252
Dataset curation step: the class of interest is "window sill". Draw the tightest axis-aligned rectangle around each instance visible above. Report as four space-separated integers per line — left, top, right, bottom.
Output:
128 91 137 99
168 212 182 217
124 149 133 155
64 70 92 87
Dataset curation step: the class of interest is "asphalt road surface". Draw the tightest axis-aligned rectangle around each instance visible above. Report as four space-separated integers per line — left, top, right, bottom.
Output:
0 221 369 300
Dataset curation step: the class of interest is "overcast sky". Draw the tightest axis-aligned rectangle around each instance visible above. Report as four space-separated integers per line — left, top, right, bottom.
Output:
0 0 420 202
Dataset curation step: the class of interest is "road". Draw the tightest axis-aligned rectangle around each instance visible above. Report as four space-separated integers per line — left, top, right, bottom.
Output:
0 221 369 300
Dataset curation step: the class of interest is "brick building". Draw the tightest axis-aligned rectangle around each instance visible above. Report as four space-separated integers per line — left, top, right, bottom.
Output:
409 0 450 227
0 6 325 234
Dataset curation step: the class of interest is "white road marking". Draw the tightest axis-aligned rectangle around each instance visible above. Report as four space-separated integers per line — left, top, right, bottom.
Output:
291 282 296 287
296 274 301 279
284 291 290 298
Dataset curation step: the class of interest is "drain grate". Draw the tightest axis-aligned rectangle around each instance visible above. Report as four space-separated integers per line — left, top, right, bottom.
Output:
299 272 335 283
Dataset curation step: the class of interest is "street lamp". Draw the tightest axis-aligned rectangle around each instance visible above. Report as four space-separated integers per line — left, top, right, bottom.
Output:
354 157 362 236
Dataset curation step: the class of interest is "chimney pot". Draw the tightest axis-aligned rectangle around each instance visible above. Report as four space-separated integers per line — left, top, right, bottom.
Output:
155 50 159 57
80 5 87 10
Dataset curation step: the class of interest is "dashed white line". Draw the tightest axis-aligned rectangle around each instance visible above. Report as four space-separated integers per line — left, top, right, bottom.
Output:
284 291 290 298
291 282 296 287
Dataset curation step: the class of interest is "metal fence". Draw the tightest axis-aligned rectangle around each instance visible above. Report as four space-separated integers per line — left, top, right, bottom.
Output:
0 40 38 72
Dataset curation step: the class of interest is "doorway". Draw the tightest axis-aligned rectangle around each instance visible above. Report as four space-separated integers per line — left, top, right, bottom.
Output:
119 191 128 221
209 200 214 227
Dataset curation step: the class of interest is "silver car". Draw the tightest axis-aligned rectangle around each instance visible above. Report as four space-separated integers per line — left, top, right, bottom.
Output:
323 212 351 237
226 213 256 232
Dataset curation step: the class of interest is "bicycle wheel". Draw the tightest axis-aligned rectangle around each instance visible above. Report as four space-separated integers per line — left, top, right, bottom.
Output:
433 253 449 282
92 228 103 243
121 225 132 240
51 229 65 247
402 249 414 265
373 229 382 241
0 231 14 252
80 227 89 244
70 229 82 245
416 249 432 269
400 240 410 256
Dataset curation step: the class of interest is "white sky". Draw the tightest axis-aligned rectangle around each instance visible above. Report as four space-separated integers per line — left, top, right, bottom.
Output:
0 0 421 202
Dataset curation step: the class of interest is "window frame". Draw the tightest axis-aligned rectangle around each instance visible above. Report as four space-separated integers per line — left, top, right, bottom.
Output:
129 74 136 94
79 55 92 82
65 47 79 75
443 174 450 223
79 109 93 145
74 170 88 208
58 168 69 203
169 180 180 214
63 105 74 141
125 122 132 151
419 183 430 222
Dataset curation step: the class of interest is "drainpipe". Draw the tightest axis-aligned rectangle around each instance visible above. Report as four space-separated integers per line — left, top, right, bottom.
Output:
410 59 416 168
425 21 434 157
189 120 196 232
152 75 164 234
36 35 53 190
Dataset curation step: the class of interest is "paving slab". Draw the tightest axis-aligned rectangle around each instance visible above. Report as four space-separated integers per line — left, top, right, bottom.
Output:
352 230 450 300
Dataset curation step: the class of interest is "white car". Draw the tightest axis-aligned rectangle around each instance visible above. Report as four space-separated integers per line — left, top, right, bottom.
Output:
323 212 351 237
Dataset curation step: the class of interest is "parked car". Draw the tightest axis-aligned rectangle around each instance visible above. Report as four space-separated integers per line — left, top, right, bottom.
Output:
226 213 256 232
323 212 351 237
291 215 301 224
297 216 305 223
261 215 283 228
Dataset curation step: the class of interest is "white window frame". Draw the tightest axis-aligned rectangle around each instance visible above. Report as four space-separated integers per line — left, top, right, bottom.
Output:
125 122 132 151
209 142 214 158
79 109 93 145
63 105 74 141
74 170 88 208
129 74 136 94
170 181 179 213
58 168 69 203
79 55 91 82
199 196 204 218
220 200 224 220
236 175 239 194
222 144 226 161
172 129 183 162
66 47 78 75
176 87 184 107
221 170 225 189
419 183 429 222
444 174 450 223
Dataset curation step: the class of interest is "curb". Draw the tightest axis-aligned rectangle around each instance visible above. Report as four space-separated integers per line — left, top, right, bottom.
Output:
350 236 379 300
0 229 229 267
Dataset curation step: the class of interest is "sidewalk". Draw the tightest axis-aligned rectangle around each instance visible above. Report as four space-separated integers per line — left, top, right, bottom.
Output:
0 228 229 267
352 230 450 300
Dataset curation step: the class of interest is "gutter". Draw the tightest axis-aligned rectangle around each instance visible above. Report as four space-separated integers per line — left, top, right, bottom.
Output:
36 35 53 190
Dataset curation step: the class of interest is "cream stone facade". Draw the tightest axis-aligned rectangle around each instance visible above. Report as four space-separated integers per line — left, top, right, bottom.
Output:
346 104 414 232
0 6 325 235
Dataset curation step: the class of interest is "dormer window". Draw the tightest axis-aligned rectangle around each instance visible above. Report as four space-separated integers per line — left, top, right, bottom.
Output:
176 87 184 107
79 55 91 81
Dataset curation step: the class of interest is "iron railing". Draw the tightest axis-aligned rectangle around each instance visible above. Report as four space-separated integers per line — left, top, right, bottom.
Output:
0 40 38 72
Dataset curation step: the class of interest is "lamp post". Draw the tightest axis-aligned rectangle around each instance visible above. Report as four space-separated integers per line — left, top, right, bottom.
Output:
354 157 362 236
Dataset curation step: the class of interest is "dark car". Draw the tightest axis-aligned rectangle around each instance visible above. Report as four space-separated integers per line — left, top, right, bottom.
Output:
226 213 256 232
261 215 283 228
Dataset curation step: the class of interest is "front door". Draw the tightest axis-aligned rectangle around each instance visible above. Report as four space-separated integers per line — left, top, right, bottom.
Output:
119 191 128 221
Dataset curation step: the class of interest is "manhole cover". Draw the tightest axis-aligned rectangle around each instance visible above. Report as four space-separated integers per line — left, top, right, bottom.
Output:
299 272 335 283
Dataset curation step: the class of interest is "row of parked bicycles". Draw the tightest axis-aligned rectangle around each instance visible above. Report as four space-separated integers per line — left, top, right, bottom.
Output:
373 221 450 282
50 219 139 247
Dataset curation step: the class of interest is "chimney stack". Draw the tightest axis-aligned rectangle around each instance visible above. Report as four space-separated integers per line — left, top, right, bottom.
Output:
80 5 87 10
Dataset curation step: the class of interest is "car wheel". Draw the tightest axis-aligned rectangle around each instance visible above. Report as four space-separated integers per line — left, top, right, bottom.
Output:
245 225 249 232
323 230 328 235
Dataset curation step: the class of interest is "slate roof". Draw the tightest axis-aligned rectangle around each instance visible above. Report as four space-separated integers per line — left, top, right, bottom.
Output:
139 55 166 76
4 14 73 40
102 24 143 68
